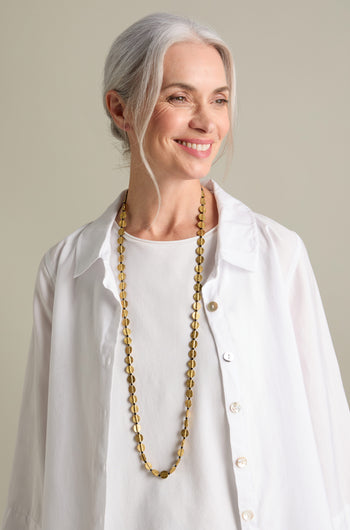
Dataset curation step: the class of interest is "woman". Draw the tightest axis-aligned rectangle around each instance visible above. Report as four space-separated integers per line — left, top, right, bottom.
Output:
2 12 350 530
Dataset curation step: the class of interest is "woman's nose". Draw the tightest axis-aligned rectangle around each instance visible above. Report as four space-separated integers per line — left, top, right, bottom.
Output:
188 105 215 134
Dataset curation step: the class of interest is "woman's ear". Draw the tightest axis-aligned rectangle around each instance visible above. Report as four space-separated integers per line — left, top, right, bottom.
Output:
105 90 131 131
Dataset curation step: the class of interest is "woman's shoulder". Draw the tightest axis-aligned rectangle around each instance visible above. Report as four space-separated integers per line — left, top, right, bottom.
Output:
252 209 302 247
251 209 304 282
39 223 92 283
213 181 303 266
39 193 125 282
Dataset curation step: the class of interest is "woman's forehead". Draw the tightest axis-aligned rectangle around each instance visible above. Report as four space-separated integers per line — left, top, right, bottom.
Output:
162 42 228 88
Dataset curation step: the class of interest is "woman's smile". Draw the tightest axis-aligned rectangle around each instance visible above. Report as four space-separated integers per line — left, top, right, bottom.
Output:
174 139 213 158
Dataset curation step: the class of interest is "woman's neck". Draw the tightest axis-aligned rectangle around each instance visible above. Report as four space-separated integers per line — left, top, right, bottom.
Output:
116 175 218 241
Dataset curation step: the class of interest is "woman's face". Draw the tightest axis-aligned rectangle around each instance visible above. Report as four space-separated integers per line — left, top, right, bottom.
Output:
130 41 230 182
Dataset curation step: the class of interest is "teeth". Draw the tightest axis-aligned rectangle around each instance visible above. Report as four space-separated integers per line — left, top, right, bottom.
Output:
176 140 211 151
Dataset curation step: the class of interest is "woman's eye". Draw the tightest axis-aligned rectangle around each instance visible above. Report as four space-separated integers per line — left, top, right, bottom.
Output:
167 95 187 103
215 98 229 105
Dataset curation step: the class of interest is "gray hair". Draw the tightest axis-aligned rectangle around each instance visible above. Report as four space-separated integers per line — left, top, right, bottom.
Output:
103 13 236 207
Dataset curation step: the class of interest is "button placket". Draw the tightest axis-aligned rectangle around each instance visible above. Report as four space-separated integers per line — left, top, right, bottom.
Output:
202 285 257 525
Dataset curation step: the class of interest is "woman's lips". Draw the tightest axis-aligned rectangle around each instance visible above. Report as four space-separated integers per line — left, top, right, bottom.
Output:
174 139 213 158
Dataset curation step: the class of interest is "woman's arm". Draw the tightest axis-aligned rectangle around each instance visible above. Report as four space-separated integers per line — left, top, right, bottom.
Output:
288 238 350 529
1 255 54 530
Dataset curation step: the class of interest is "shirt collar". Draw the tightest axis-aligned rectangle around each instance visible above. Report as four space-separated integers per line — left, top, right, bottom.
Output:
206 179 258 272
73 179 258 278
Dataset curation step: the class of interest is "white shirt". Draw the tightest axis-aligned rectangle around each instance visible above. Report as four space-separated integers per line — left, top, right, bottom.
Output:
106 223 241 530
2 179 350 530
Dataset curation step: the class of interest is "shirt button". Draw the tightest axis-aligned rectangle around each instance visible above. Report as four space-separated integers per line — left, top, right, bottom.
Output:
242 510 254 521
223 352 233 362
235 456 248 468
207 301 218 312
230 402 241 413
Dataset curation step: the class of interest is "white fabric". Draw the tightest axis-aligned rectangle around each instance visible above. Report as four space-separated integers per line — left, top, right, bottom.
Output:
1 179 350 530
105 223 241 530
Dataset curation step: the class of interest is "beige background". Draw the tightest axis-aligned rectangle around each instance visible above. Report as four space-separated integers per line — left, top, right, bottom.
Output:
1 0 349 516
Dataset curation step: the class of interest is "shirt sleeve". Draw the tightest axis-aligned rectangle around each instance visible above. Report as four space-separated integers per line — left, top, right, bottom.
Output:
1 255 54 530
287 236 350 529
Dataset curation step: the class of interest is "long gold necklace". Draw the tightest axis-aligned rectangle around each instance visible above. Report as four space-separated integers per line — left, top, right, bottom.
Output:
117 187 206 479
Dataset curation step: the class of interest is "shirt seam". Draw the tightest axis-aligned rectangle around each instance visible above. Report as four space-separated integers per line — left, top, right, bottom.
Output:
286 233 303 290
42 252 56 288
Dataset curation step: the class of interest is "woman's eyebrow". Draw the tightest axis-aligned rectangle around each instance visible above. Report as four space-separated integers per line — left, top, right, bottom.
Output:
162 82 229 93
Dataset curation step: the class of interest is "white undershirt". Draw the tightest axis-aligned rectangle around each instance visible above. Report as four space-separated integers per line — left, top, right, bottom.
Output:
105 221 240 530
